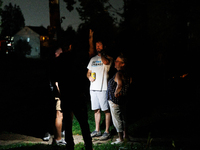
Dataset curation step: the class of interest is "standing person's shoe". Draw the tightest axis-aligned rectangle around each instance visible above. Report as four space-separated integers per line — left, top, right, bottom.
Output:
90 130 101 137
43 132 51 141
99 132 110 140
52 138 67 145
61 130 65 139
111 140 124 145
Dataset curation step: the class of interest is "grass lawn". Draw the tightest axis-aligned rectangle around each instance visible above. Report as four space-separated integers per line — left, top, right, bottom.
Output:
0 141 171 150
0 107 188 150
72 104 114 135
0 104 197 150
0 104 171 150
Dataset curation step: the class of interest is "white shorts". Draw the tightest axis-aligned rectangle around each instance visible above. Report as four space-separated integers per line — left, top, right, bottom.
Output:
55 97 61 111
90 90 109 111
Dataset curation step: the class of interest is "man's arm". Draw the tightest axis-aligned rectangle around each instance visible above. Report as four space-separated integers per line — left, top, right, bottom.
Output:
55 82 61 99
88 29 95 58
55 82 60 93
87 69 95 82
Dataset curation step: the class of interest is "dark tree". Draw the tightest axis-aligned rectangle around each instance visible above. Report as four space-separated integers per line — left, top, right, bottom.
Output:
14 39 31 58
63 0 76 12
63 0 117 47
0 0 3 15
60 25 76 49
1 3 25 37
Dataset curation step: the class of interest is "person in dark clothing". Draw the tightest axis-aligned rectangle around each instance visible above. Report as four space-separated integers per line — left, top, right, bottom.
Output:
43 47 66 145
56 30 95 150
56 50 93 150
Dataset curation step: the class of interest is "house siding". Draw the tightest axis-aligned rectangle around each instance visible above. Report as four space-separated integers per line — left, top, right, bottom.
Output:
14 27 41 58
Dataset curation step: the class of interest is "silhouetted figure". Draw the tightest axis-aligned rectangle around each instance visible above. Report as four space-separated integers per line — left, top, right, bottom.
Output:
43 46 66 145
56 30 95 150
57 50 92 150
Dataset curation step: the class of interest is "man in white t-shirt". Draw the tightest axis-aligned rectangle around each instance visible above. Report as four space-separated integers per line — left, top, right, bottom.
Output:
87 40 113 140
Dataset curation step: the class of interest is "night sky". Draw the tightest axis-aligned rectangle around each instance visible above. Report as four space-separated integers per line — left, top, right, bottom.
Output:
2 0 123 30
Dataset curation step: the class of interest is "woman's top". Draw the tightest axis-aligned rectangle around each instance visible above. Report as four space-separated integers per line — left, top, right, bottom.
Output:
107 70 131 105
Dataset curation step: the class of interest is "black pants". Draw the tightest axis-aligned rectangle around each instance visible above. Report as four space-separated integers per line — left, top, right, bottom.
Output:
61 97 93 150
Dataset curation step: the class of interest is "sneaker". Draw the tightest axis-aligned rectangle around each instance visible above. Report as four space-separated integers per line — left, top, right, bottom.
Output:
116 138 130 142
43 132 51 141
111 140 124 145
91 130 101 137
52 138 67 146
61 130 65 138
99 132 110 140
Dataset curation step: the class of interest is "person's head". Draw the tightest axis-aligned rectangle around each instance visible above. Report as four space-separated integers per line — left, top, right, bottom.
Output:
55 47 63 57
96 41 104 53
115 54 127 71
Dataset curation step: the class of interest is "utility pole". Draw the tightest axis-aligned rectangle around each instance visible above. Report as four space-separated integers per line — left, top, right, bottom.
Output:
49 0 61 43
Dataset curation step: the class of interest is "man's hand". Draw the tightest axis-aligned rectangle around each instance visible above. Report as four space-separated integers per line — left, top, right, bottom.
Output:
87 69 95 82
55 97 60 101
89 76 95 82
89 29 94 39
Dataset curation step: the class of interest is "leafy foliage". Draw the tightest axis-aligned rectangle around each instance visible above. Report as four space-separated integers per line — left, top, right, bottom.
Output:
63 0 117 48
0 0 2 15
76 0 109 21
1 3 25 36
63 0 76 12
14 39 32 58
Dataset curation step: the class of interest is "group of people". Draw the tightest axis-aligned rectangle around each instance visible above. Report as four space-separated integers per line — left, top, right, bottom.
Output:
45 29 132 150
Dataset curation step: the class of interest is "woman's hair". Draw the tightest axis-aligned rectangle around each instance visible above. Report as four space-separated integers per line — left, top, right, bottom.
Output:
118 53 132 75
118 53 132 84
118 53 128 66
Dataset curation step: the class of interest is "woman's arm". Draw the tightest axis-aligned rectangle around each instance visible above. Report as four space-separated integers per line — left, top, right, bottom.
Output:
100 54 112 65
114 72 123 98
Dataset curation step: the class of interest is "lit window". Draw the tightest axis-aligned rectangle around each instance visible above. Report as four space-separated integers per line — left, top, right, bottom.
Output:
27 37 30 42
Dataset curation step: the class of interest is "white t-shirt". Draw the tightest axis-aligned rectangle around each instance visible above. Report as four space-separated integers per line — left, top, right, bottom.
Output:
87 55 112 91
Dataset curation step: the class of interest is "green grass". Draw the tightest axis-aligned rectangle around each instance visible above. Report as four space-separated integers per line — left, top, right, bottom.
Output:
0 103 189 149
72 104 109 135
71 104 93 135
0 142 176 150
1 142 170 150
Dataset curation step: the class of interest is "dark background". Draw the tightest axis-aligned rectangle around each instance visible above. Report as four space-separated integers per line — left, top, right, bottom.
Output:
0 53 199 140
0 0 200 144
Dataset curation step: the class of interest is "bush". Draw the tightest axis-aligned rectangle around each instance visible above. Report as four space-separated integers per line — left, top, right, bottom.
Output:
14 39 31 58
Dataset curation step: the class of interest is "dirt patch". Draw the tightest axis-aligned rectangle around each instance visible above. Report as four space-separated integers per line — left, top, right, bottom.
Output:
0 133 47 146
0 133 118 146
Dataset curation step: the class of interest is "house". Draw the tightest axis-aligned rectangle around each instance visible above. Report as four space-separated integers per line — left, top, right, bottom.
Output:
14 26 49 58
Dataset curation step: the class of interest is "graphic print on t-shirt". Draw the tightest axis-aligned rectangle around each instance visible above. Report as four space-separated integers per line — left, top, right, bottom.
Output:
87 55 112 91
92 60 103 67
